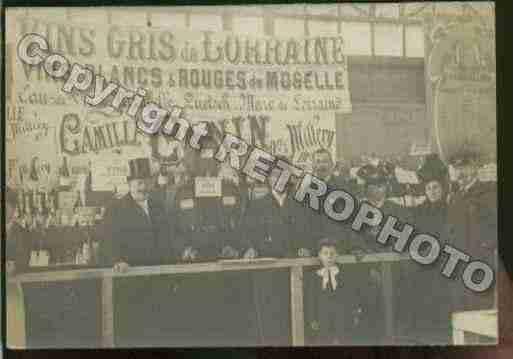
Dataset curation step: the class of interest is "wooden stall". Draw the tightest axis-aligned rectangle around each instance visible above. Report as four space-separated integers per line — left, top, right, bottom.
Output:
8 253 408 348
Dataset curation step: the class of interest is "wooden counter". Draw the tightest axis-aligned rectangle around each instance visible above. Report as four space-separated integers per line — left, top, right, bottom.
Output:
8 253 409 348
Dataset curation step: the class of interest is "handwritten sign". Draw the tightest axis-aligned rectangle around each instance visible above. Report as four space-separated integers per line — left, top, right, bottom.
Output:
91 158 129 192
194 177 222 198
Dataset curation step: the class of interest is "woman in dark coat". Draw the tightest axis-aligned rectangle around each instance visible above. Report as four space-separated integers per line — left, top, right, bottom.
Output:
397 154 453 344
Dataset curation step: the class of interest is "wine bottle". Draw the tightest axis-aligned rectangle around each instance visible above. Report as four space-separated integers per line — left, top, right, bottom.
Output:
24 190 33 217
157 165 169 187
59 156 71 189
29 161 39 182
17 189 25 216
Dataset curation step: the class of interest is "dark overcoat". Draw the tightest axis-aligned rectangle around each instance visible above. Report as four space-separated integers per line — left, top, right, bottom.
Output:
445 180 498 312
98 192 171 266
304 176 356 255
173 178 244 260
396 200 452 344
304 264 363 345
243 187 309 258
97 192 173 347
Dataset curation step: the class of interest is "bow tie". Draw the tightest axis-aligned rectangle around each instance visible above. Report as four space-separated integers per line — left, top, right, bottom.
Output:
316 266 340 291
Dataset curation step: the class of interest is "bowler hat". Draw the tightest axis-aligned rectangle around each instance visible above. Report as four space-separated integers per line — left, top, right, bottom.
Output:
127 158 152 182
357 164 389 186
417 154 449 184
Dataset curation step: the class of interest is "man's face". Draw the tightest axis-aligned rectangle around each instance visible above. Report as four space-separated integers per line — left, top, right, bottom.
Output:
129 178 151 202
425 180 443 203
367 183 387 204
313 153 333 180
456 164 478 188
318 246 338 267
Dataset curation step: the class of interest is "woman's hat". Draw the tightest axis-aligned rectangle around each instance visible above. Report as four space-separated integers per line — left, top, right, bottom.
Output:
417 154 449 184
127 158 152 182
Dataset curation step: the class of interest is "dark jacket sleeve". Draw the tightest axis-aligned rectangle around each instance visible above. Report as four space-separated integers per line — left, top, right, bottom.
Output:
98 203 127 266
153 198 174 264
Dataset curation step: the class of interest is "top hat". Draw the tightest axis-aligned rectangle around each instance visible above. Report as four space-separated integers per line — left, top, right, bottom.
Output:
127 158 152 182
417 153 449 184
357 164 389 186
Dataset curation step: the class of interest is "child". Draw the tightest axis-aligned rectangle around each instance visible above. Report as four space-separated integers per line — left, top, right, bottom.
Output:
304 238 362 345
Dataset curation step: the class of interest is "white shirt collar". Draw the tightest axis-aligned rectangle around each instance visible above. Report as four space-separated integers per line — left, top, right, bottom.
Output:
271 190 287 207
137 199 150 217
316 265 340 291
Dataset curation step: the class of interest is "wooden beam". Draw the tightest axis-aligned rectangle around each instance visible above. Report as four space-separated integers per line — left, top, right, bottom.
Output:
381 261 395 344
101 277 115 348
8 254 409 284
290 266 305 346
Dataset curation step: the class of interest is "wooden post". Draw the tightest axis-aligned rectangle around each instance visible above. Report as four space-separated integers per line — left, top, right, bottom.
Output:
6 282 27 348
382 262 395 343
290 266 305 346
101 277 115 348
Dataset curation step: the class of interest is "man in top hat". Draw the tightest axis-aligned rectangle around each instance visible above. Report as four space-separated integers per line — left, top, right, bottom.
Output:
97 157 174 346
446 145 497 312
99 157 171 269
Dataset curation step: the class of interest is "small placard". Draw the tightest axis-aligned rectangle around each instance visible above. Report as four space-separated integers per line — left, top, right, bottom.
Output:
222 196 236 206
195 177 222 198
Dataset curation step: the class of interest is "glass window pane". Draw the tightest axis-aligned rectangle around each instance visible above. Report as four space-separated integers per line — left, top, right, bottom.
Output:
403 3 433 19
232 16 264 36
374 23 403 57
309 20 338 36
190 14 223 32
468 2 495 16
435 3 464 17
274 18 305 37
340 22 371 56
405 25 425 58
225 5 264 17
306 4 339 16
270 4 305 16
339 4 372 17
375 4 400 18
150 12 187 29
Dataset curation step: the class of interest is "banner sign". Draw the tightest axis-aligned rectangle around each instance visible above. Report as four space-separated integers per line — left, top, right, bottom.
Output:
8 10 351 189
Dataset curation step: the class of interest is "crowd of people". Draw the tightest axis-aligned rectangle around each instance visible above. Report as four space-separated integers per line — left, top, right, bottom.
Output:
5 137 497 346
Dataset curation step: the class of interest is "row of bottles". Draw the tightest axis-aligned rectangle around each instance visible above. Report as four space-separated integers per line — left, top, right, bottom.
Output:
18 155 72 190
15 155 101 267
20 208 101 268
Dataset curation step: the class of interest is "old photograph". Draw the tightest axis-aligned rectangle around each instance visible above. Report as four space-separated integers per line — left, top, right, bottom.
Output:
4 2 497 348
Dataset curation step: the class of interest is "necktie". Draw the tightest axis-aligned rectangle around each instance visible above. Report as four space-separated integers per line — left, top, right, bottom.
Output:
316 266 340 291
